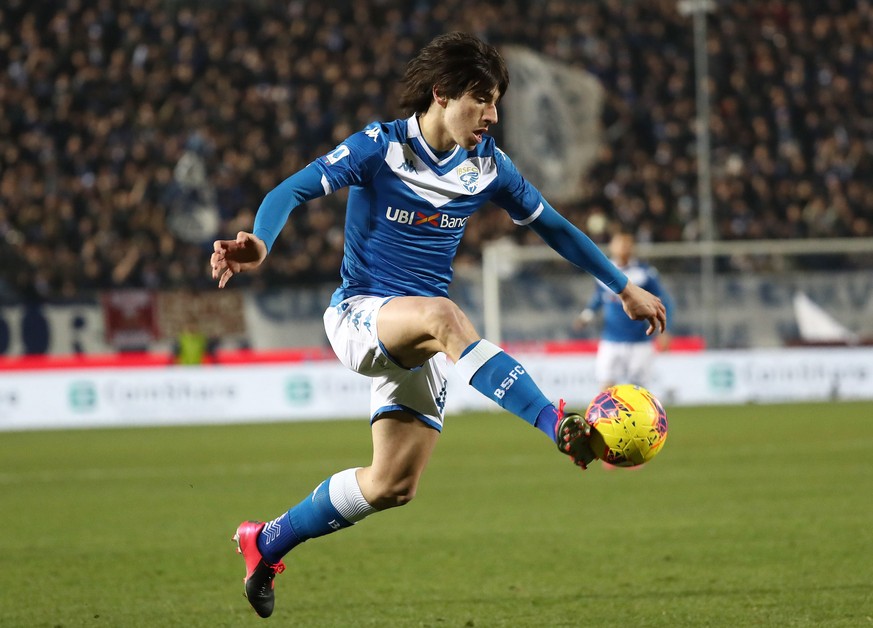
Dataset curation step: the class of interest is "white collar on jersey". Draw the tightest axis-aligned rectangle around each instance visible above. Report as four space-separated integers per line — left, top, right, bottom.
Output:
407 115 462 167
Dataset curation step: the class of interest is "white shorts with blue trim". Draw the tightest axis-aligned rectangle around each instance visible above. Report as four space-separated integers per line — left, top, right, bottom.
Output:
323 295 448 431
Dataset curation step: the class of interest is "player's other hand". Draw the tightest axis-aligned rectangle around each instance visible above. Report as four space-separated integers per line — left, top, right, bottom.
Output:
618 281 667 335
210 231 267 288
572 308 595 332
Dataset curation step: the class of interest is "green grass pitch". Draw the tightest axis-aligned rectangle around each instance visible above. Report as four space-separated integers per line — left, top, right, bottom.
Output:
1 401 872 627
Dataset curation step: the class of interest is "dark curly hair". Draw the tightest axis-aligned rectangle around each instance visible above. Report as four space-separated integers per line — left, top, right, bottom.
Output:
398 32 510 115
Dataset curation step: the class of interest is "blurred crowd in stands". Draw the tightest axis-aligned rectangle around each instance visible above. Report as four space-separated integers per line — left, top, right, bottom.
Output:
1 0 871 301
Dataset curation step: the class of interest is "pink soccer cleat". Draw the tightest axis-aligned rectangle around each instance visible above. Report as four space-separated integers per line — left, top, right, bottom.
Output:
232 520 286 618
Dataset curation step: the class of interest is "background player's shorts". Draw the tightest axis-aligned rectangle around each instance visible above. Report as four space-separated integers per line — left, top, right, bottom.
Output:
323 295 448 431
594 339 655 389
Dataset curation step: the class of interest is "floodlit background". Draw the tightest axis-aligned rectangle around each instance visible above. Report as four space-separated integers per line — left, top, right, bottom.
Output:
1 1 872 625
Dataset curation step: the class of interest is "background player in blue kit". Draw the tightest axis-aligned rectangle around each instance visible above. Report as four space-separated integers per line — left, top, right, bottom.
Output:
575 228 673 390
210 32 666 618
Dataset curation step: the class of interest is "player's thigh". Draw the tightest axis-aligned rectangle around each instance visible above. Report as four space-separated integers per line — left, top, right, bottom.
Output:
357 411 440 506
377 295 479 366
369 411 440 483
364 355 447 499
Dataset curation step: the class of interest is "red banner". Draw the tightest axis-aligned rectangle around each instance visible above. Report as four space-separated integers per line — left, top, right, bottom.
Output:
102 290 159 350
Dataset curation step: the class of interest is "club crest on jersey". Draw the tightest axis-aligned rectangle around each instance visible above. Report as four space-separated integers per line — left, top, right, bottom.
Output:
456 164 480 193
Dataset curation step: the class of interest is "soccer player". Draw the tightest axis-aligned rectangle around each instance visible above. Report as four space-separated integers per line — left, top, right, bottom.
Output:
574 228 673 390
210 32 666 618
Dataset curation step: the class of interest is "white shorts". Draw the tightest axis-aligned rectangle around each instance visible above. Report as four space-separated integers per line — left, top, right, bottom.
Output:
323 295 448 431
595 340 655 389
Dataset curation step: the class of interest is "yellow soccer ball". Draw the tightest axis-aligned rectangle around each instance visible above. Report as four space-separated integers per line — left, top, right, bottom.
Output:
585 384 668 467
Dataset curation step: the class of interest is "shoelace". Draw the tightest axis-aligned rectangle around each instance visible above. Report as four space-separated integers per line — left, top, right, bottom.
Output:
554 398 567 441
253 561 286 596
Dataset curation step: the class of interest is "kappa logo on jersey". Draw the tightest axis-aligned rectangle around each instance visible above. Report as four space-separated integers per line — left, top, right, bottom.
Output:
365 126 381 141
385 206 469 229
456 164 480 193
399 158 417 173
323 144 350 165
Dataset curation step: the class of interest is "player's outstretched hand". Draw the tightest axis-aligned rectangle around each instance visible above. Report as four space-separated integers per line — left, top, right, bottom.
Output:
618 281 667 335
210 231 268 288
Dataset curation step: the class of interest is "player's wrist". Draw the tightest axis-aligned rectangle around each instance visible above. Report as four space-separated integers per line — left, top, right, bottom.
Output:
250 229 273 254
617 279 635 296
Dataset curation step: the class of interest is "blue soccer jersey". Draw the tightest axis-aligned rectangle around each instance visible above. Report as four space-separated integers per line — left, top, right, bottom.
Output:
252 115 628 304
311 116 557 305
586 260 670 343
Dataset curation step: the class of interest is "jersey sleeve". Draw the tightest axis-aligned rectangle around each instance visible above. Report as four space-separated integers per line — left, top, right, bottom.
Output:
252 162 328 252
490 148 627 293
489 149 547 226
312 122 388 193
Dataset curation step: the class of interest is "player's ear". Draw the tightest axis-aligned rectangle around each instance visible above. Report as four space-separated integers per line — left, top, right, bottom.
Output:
432 86 448 108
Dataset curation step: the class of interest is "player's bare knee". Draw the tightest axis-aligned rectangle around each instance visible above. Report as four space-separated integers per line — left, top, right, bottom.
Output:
370 477 418 509
389 482 417 507
387 476 418 507
422 297 472 342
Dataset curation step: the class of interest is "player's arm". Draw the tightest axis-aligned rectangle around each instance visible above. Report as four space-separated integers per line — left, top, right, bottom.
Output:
528 204 666 335
492 148 665 333
491 153 624 290
211 123 387 288
211 164 326 288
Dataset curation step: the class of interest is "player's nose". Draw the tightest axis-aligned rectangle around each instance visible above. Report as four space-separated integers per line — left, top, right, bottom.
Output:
484 103 498 125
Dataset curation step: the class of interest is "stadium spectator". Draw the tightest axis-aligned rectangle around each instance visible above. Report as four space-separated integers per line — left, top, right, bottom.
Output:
1 1 871 301
171 317 216 365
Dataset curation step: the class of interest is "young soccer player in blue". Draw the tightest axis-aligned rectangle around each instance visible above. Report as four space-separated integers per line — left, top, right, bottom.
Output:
575 228 673 390
210 32 666 618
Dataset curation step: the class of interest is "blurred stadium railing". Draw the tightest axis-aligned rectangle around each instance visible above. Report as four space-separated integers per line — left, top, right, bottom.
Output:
2 234 872 359
479 237 873 348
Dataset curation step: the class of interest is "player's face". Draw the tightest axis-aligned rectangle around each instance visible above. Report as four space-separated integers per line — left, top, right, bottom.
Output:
443 88 500 150
610 234 635 264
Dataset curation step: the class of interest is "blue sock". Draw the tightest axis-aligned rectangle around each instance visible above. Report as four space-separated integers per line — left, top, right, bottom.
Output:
257 477 352 564
534 404 560 443
457 340 558 442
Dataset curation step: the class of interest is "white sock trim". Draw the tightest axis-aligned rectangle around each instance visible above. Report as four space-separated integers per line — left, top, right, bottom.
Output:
329 468 377 523
453 339 503 384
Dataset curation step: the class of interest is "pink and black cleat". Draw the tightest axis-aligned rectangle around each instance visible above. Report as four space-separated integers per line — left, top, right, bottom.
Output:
232 520 286 618
554 399 597 469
